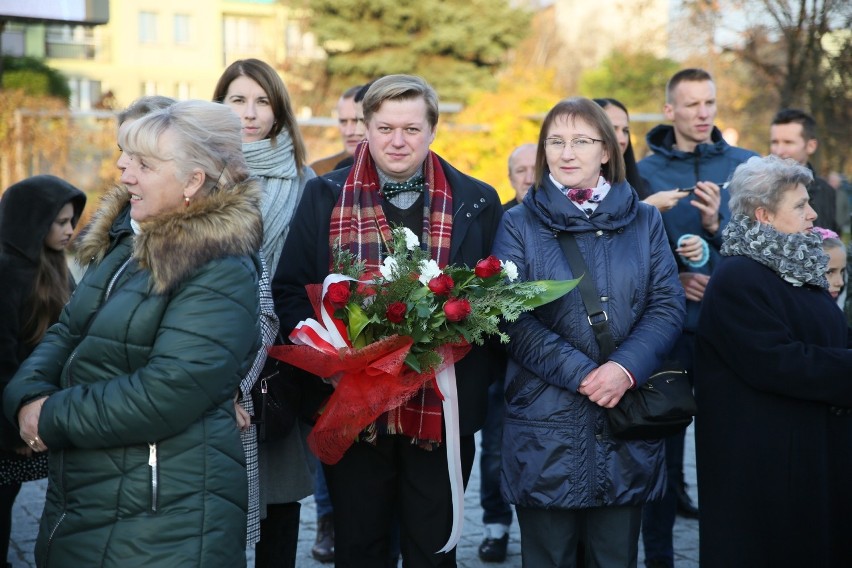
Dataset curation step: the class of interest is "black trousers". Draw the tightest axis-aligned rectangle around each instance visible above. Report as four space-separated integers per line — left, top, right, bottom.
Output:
254 502 301 568
516 505 642 568
324 435 475 568
0 483 21 567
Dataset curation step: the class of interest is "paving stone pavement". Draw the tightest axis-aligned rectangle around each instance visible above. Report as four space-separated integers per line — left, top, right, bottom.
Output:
10 428 699 567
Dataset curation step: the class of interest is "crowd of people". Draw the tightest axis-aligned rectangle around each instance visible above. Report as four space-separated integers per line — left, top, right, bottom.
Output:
0 62 849 568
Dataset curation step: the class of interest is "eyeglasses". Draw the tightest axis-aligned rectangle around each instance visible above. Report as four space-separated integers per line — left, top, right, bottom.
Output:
544 137 603 152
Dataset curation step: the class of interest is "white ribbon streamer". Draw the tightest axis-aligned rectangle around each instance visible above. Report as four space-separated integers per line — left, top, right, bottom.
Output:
435 360 464 554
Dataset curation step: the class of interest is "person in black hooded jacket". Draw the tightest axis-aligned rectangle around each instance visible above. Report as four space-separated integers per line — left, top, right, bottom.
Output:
0 175 86 567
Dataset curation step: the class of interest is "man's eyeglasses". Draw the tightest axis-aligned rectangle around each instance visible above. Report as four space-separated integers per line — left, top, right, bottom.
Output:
544 137 603 151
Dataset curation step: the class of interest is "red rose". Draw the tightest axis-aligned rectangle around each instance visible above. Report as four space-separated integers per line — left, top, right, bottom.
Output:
428 274 455 296
356 282 377 297
386 301 407 324
474 256 502 278
326 281 351 308
443 298 472 322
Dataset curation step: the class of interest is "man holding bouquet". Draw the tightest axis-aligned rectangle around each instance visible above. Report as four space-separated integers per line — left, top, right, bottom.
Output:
272 74 505 567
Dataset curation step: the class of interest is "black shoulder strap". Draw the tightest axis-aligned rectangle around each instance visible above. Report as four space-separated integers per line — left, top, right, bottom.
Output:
556 232 616 361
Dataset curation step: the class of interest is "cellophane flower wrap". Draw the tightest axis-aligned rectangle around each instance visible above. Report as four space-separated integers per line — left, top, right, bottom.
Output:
269 227 577 465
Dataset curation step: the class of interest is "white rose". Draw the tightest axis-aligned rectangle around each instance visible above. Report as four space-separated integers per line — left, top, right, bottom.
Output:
502 260 519 282
379 256 399 281
401 227 420 251
418 259 442 285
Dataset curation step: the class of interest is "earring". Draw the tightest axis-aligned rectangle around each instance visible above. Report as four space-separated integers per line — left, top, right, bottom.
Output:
184 196 190 207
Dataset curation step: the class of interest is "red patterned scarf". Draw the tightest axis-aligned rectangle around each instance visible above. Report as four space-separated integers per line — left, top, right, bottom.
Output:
328 140 453 446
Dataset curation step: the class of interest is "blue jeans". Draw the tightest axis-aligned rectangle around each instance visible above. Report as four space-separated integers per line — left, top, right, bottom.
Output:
314 459 333 518
480 380 512 526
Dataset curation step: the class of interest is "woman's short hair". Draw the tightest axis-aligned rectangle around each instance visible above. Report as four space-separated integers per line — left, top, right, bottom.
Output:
117 95 176 126
728 155 814 218
534 97 625 186
362 75 439 129
212 58 307 169
118 100 249 195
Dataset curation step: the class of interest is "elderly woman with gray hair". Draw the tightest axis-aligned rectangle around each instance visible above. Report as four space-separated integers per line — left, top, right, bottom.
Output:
3 100 262 567
694 154 852 568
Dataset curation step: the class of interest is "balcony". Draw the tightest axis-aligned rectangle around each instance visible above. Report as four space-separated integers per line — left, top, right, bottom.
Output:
45 27 108 61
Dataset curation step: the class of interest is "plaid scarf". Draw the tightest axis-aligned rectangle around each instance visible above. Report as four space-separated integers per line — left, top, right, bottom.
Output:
329 140 454 446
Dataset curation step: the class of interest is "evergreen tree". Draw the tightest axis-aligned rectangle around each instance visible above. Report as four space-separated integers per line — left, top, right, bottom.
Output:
302 0 531 102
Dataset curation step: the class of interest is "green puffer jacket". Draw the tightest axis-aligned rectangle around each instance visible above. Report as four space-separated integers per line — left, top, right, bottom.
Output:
3 180 263 567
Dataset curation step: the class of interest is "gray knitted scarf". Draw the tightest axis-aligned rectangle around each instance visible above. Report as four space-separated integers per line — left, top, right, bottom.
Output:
721 214 829 289
242 131 302 271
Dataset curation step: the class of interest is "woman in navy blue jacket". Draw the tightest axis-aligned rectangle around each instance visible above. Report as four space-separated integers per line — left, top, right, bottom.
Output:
491 97 685 567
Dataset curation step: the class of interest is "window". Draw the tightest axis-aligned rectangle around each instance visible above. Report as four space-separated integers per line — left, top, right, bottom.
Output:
176 82 191 100
68 78 102 110
0 24 25 56
139 11 158 44
173 14 191 45
142 81 158 96
45 25 97 59
222 15 263 62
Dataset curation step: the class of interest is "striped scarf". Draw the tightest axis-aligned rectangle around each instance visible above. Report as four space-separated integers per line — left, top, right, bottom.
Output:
328 140 453 446
243 131 301 272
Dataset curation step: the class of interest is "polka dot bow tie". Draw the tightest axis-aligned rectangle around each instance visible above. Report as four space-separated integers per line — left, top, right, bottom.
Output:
382 175 427 199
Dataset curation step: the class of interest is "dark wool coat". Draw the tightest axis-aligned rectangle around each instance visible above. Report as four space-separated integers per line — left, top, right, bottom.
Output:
0 175 86 452
3 182 263 568
272 156 506 436
806 163 839 234
695 255 852 568
492 178 685 509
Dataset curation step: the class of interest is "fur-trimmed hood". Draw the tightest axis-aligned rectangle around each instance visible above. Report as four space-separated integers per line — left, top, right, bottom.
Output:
77 178 263 293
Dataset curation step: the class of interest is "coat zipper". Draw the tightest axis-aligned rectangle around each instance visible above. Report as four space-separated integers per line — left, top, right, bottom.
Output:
106 257 133 299
45 254 138 557
148 442 158 512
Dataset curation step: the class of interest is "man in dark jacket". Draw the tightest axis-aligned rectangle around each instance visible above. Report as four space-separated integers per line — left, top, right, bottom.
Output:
309 85 364 177
769 108 839 234
502 143 536 212
638 67 758 568
272 74 504 567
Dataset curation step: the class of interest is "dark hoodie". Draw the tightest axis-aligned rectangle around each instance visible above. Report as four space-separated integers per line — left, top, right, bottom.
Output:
0 175 86 449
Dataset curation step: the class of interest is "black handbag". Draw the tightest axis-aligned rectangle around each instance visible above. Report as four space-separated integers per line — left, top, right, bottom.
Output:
250 350 300 444
607 365 696 439
556 232 696 440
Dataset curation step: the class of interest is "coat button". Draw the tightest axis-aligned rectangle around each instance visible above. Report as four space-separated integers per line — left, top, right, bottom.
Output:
480 198 486 203
473 203 479 208
466 212 472 218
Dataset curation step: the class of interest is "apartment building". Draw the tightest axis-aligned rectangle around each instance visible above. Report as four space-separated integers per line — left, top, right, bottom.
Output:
1 0 323 109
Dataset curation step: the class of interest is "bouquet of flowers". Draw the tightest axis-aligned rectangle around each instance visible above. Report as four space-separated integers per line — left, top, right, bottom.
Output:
269 226 576 553
269 227 577 464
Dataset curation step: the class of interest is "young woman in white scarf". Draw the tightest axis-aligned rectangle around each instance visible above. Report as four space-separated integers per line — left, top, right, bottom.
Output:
214 59 316 568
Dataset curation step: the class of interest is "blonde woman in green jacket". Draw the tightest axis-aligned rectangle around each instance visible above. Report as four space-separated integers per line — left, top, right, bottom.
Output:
3 100 263 567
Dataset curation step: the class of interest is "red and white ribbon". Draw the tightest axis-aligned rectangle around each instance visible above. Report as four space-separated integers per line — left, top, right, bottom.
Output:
288 274 357 352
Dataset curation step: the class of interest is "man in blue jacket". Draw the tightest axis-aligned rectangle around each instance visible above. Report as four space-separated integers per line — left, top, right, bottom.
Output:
638 67 758 568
